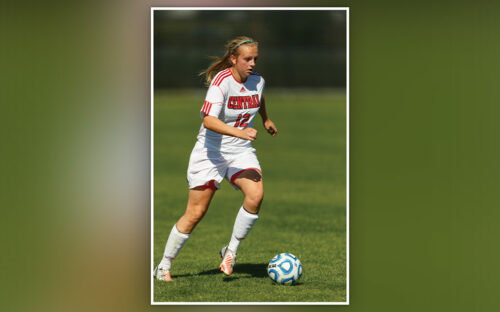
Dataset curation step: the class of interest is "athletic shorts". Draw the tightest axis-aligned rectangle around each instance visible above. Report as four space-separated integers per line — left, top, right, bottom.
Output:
187 144 262 190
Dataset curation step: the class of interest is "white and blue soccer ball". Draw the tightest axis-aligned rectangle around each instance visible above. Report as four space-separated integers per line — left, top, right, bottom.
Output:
267 253 303 285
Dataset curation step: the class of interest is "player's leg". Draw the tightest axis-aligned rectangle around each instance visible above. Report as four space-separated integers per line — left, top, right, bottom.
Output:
220 169 263 275
233 169 263 214
155 186 216 281
230 170 263 248
177 186 216 233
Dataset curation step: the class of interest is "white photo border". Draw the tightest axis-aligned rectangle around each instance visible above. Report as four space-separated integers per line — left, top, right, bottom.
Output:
150 6 350 305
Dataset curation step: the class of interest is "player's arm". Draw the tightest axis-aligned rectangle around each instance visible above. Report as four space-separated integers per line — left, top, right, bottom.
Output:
258 95 278 136
203 116 257 142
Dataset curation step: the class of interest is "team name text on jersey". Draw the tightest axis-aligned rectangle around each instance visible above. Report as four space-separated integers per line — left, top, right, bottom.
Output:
227 95 260 110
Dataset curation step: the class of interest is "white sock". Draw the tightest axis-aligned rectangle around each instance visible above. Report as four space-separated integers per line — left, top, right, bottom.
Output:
159 224 190 270
228 206 259 253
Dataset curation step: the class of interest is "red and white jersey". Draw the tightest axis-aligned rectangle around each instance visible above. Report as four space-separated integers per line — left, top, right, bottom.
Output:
197 68 265 154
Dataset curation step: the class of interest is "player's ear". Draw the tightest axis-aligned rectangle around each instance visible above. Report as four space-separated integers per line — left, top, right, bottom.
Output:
230 54 236 66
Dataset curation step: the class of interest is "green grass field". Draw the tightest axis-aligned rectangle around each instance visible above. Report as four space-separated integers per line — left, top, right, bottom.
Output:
153 88 347 303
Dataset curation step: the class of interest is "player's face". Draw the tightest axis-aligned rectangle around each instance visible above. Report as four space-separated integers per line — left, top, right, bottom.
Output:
231 45 258 82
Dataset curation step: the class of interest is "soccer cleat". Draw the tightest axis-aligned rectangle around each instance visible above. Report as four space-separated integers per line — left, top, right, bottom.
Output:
219 246 237 276
153 265 172 282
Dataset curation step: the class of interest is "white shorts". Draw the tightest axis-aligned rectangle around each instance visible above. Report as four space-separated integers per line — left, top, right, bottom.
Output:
187 144 262 190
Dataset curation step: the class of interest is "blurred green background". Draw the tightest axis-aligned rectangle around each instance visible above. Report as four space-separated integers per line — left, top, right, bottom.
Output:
2 0 500 312
154 10 346 87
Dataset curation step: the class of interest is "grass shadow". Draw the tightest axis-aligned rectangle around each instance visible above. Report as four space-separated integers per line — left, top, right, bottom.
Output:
230 262 268 278
172 262 268 279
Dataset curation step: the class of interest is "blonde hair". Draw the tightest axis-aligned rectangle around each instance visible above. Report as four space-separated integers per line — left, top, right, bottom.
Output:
200 36 258 86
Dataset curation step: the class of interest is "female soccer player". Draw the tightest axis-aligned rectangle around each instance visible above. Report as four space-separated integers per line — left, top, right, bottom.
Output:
154 36 278 281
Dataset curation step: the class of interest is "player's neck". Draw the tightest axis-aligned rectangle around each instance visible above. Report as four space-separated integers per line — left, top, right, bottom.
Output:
230 67 246 83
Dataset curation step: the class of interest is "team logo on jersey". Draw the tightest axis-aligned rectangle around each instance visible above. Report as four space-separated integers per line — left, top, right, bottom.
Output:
240 87 246 93
227 95 260 110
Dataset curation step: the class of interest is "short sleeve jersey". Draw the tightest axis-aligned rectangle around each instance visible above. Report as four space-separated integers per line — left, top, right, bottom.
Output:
197 68 265 154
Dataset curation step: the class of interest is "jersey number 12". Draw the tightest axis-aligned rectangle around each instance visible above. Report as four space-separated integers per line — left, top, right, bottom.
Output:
234 113 250 128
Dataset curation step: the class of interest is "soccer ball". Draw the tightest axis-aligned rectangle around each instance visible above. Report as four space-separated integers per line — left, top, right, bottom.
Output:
267 253 303 285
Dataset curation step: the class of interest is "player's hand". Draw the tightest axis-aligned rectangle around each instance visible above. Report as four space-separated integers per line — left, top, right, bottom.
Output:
264 119 278 136
240 128 258 141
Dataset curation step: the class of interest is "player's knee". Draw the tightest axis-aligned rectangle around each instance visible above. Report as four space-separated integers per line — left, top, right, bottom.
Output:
184 216 201 230
245 189 264 209
186 206 207 225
